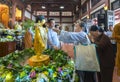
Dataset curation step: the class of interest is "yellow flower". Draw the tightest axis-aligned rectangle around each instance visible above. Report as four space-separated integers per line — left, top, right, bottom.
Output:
43 71 48 76
53 72 57 78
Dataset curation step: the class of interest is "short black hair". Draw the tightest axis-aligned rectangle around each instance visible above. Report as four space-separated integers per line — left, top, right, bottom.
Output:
90 25 104 32
47 18 54 23
79 21 85 28
55 24 59 28
109 25 113 27
36 15 45 23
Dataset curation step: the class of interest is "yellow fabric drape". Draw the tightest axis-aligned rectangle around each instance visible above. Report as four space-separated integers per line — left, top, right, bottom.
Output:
0 4 9 28
112 23 120 76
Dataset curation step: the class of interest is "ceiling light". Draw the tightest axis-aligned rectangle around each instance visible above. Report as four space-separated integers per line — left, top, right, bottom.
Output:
60 6 64 9
42 6 46 9
104 5 108 10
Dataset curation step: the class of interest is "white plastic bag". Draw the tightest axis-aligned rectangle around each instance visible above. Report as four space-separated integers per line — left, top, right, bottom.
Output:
74 44 100 72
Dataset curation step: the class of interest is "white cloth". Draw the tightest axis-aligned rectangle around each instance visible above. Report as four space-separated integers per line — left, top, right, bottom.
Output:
39 27 48 49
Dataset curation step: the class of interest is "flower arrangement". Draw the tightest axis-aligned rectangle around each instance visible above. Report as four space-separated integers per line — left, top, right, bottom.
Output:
0 49 74 82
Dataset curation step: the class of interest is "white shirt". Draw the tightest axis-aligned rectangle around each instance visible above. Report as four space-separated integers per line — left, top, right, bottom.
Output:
47 28 60 49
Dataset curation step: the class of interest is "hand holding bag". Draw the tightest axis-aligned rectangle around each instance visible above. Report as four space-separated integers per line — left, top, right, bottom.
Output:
74 44 100 72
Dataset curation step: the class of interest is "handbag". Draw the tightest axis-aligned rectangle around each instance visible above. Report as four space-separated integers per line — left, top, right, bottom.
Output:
74 44 100 72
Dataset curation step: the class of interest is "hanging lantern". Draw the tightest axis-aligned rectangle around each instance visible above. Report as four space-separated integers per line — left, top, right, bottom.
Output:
104 5 108 11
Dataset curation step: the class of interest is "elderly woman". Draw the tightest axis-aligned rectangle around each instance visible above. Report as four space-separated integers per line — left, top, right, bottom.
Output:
57 22 96 82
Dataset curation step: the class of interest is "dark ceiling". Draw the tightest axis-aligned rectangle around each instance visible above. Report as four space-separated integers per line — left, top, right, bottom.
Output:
24 0 80 11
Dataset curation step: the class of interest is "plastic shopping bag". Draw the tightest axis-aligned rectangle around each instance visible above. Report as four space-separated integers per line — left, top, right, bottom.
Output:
74 44 100 72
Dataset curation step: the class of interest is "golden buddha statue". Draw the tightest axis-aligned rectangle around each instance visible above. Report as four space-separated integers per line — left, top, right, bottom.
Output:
29 15 49 66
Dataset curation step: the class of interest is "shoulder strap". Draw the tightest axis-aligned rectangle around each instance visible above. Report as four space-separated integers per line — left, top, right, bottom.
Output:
86 34 91 45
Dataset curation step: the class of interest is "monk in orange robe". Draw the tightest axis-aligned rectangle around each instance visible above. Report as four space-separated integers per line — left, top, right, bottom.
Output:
112 23 120 76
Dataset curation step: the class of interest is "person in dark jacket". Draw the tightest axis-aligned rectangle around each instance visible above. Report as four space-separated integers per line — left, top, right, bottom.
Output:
89 25 115 82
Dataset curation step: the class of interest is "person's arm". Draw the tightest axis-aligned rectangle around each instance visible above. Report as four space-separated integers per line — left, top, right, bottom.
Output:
88 34 95 43
59 30 85 43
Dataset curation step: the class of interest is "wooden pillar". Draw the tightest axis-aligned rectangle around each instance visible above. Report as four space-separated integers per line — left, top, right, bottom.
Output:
105 0 110 10
35 11 37 16
11 0 16 29
72 12 74 23
30 4 33 20
60 11 62 24
88 0 90 19
79 0 82 19
31 12 32 20
47 10 49 20
22 8 25 22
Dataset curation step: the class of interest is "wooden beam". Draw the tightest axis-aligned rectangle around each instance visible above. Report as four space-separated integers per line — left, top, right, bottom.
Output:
25 0 78 4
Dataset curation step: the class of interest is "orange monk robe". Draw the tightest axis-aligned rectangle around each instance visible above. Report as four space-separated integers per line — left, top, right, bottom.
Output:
24 30 33 48
112 23 120 76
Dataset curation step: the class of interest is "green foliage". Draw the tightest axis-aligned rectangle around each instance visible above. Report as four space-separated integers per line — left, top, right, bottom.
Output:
22 20 34 30
0 49 74 81
43 49 68 67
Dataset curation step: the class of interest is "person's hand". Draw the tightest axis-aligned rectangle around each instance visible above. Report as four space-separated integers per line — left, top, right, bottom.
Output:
53 28 60 34
91 38 95 43
53 46 59 50
88 34 95 43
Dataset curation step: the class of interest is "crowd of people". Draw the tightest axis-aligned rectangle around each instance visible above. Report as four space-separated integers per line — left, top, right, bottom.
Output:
34 15 120 82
